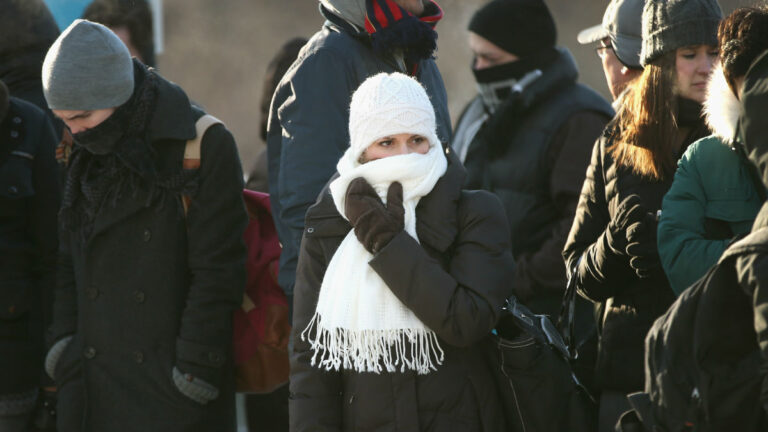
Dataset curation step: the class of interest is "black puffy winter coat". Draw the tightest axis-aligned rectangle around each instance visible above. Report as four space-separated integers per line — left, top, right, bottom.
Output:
563 119 708 392
290 151 514 432
48 66 247 432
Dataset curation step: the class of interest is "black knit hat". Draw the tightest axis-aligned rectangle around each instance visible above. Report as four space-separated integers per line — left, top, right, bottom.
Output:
468 0 556 58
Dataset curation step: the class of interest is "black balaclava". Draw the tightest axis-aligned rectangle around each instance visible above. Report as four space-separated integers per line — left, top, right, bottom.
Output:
468 0 557 112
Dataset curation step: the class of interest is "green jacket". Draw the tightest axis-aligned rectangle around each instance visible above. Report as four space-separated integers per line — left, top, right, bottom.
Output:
658 136 762 295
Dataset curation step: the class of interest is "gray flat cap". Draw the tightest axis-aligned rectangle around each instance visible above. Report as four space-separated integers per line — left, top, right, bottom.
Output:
42 19 134 111
578 0 645 69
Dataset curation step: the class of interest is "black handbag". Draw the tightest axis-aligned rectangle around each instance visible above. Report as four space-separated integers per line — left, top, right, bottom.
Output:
492 295 597 432
557 262 600 398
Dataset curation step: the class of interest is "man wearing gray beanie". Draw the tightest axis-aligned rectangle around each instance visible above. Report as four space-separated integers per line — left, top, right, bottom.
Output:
42 19 247 432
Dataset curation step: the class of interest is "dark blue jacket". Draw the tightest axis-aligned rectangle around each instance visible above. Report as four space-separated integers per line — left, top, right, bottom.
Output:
266 8 451 303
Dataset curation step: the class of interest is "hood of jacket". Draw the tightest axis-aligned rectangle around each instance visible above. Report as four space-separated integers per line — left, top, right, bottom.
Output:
740 50 768 188
704 62 740 144
319 0 366 30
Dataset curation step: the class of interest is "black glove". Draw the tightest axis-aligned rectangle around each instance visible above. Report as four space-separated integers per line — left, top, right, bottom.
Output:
29 389 57 431
625 209 661 278
605 194 647 255
344 178 405 254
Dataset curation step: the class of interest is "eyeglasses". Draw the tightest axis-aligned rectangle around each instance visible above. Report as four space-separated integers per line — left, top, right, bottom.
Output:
595 41 614 59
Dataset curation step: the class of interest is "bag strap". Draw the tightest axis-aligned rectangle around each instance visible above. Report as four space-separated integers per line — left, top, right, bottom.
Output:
181 114 223 216
556 259 580 360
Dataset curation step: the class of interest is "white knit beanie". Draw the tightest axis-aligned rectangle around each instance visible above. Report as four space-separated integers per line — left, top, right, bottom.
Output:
348 72 441 164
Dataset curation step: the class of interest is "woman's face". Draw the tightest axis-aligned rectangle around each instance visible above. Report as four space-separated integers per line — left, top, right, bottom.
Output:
361 133 430 163
675 44 719 103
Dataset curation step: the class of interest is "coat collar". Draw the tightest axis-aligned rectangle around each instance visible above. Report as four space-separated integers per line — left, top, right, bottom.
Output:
517 47 579 110
141 63 197 143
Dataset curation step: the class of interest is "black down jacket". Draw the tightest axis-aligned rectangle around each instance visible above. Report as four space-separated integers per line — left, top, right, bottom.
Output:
562 120 708 393
290 151 514 432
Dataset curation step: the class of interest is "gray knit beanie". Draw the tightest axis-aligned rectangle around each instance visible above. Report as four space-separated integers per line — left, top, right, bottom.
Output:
641 0 722 67
42 19 134 111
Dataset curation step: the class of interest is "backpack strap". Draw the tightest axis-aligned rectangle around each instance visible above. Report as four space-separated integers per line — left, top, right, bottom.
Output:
181 114 223 215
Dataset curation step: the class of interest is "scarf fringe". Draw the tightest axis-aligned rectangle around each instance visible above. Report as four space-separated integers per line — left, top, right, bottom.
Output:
302 312 445 375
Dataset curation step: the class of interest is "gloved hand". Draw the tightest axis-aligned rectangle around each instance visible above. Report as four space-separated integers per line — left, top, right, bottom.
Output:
173 360 221 404
625 208 661 278
605 194 647 256
29 388 57 431
344 178 405 254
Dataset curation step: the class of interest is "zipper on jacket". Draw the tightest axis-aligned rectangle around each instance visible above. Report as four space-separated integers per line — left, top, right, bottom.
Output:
498 339 527 432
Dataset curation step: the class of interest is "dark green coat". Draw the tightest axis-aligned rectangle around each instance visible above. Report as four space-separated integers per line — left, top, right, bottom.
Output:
50 73 247 432
658 136 762 295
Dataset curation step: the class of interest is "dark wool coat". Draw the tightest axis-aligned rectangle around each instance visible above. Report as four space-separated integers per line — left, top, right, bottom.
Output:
266 6 452 306
48 73 247 432
290 151 514 432
562 121 708 393
0 97 59 395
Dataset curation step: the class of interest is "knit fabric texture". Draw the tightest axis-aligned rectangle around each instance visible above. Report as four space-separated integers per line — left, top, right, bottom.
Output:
302 73 448 374
640 0 722 66
42 19 134 110
348 72 441 162
468 0 556 58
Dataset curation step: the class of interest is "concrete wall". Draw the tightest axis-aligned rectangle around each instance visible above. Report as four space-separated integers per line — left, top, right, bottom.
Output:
159 0 758 171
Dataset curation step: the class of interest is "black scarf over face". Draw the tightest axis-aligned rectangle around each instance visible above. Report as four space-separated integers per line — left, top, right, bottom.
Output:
59 61 163 240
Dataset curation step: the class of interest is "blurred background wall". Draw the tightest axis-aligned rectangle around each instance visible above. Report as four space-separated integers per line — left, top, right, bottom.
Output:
157 0 757 171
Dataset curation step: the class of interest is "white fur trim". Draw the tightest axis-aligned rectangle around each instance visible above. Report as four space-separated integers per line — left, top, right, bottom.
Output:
704 63 740 144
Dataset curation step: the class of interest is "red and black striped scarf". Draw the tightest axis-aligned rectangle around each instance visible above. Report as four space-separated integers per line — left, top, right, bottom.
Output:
363 0 443 72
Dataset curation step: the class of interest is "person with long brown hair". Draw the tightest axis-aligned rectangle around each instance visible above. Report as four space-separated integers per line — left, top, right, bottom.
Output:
562 0 721 430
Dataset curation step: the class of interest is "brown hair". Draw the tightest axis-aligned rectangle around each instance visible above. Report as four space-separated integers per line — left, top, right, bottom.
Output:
82 0 155 67
718 6 768 94
609 51 679 181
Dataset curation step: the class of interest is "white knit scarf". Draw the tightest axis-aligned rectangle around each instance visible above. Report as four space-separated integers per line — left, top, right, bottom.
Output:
302 143 447 374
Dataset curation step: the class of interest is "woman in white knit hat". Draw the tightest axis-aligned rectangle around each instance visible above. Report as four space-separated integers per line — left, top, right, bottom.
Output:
290 72 513 431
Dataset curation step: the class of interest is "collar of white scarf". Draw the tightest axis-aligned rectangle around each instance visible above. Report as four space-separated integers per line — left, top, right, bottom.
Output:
704 63 741 144
302 143 447 374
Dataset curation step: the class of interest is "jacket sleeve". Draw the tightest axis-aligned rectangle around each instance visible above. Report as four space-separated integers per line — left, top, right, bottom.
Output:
735 252 768 409
50 233 77 345
269 47 356 299
290 228 342 431
658 145 728 296
562 137 633 302
512 111 608 300
368 191 514 347
177 124 247 371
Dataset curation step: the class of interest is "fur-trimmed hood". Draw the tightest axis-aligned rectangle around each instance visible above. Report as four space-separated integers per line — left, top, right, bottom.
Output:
703 62 740 144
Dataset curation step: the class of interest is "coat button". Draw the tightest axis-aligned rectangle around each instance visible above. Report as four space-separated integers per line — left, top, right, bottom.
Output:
83 347 96 359
10 130 18 138
133 290 145 303
12 117 21 124
142 228 152 242
306 227 314 234
208 352 223 366
8 186 18 195
86 285 99 299
133 350 144 364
